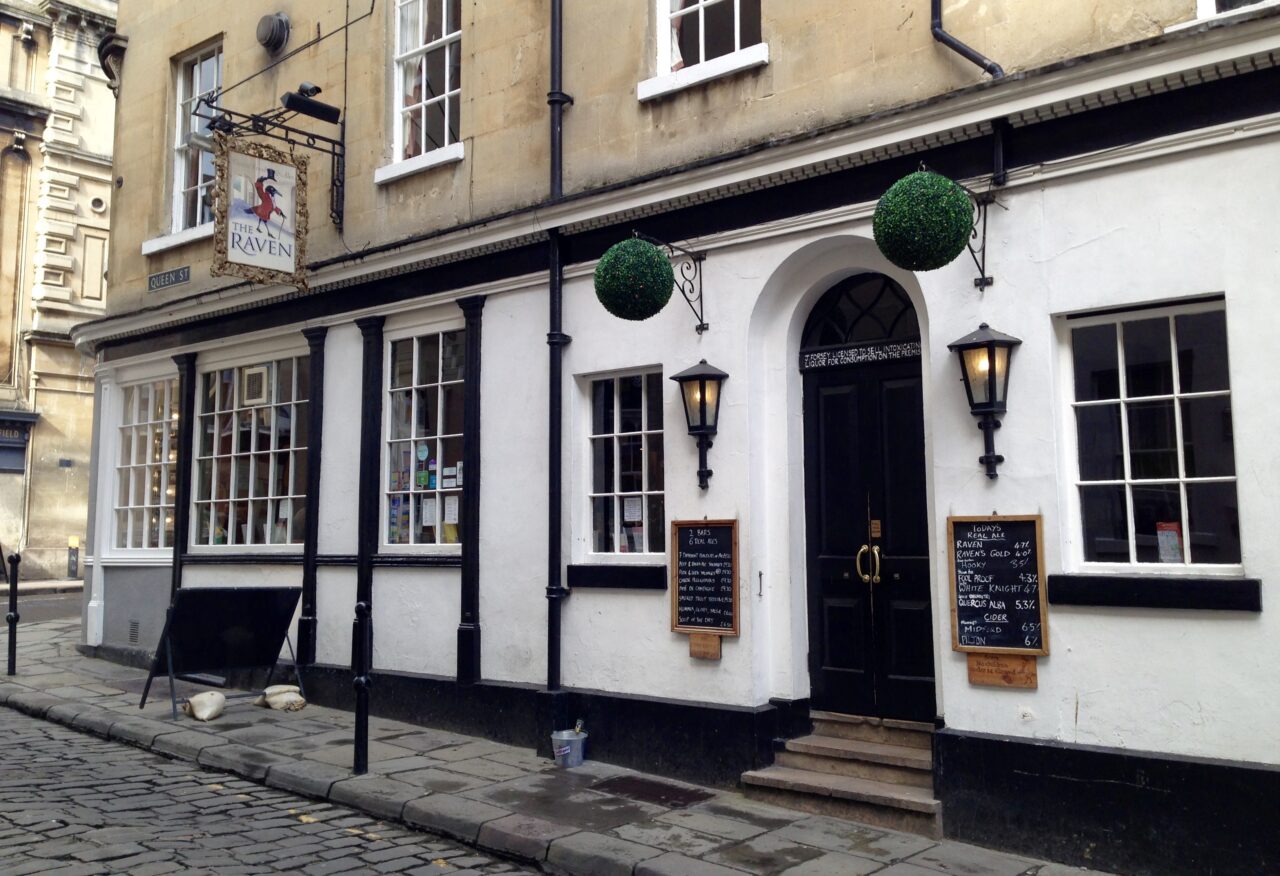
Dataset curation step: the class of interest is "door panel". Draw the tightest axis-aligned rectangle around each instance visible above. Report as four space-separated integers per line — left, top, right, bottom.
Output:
804 358 934 721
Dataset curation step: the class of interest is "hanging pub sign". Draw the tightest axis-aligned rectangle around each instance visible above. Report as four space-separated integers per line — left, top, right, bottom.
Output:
212 136 308 289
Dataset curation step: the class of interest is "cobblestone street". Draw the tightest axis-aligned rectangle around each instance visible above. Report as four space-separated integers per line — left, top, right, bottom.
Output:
0 709 534 875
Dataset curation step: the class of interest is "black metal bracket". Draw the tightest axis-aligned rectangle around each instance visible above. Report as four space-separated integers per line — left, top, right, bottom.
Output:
193 95 346 231
635 232 708 333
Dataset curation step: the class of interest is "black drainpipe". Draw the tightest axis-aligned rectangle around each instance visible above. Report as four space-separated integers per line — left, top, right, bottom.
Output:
931 0 1004 78
544 0 573 711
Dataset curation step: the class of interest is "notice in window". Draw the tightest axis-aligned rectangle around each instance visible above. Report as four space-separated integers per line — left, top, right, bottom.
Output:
623 496 643 523
1157 522 1183 563
444 494 459 525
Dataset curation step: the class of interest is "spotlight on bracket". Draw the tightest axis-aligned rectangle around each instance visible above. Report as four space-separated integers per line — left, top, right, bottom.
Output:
281 85 341 125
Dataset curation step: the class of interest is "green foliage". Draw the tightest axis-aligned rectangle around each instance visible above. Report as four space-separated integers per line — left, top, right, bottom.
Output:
593 238 675 321
872 171 974 272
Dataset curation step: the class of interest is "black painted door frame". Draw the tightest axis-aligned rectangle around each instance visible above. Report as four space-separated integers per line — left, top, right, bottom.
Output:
802 351 936 721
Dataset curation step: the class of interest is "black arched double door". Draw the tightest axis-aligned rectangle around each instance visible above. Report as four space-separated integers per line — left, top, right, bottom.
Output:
801 274 935 721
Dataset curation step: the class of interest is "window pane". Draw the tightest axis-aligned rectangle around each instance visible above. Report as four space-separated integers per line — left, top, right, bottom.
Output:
231 503 249 545
130 509 144 549
233 458 250 499
442 493 461 544
440 435 463 472
402 107 422 161
1075 405 1122 481
274 452 290 496
1080 485 1129 562
276 406 293 450
116 510 128 549
1071 324 1119 401
424 97 445 152
119 428 133 466
1175 311 1230 393
201 373 216 415
389 390 412 440
199 414 214 456
296 357 311 401
425 0 443 42
446 92 460 146
442 384 464 435
646 373 663 430
415 493 438 544
591 437 613 493
703 0 738 62
388 494 411 545
591 380 613 436
417 443 437 489
276 359 294 404
417 335 440 385
619 435 643 492
197 460 212 500
647 434 664 491
1123 318 1173 397
212 503 228 545
294 402 309 448
217 370 234 411
256 407 272 452
236 410 253 454
1132 484 1183 563
391 340 414 388
1186 482 1241 564
621 497 645 553
619 375 643 433
1181 397 1235 478
441 331 465 381
292 451 308 496
647 495 665 553
402 56 423 108
196 505 211 546
592 496 614 552
388 442 413 491
415 388 438 437
447 0 462 32
398 0 421 52
1127 401 1177 480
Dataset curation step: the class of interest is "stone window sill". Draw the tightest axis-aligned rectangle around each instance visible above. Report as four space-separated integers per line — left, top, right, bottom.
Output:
638 43 769 102
141 223 214 257
374 142 465 186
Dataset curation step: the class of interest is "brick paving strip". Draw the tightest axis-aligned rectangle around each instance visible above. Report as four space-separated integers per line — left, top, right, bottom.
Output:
0 620 1112 876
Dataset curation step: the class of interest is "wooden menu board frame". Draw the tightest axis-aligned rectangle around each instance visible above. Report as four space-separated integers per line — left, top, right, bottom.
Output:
670 519 740 637
948 514 1049 656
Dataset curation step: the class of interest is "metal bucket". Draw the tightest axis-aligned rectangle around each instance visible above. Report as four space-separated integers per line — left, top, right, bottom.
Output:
551 729 587 767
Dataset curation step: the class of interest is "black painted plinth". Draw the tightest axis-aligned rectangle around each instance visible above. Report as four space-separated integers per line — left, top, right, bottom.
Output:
299 664 790 787
935 728 1280 875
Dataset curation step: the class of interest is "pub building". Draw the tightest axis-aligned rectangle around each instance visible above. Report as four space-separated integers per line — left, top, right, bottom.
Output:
76 3 1279 873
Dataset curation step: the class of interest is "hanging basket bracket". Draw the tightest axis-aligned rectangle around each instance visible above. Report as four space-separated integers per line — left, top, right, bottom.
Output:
635 232 708 334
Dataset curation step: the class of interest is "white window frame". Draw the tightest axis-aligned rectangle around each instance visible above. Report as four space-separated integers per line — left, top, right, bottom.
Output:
378 0 464 185
639 0 768 102
381 320 467 553
1167 0 1280 31
171 42 222 236
585 369 667 559
1060 299 1243 575
189 352 311 553
112 378 180 553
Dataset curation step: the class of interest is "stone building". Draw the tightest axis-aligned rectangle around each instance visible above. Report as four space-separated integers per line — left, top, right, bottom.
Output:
75 2 1280 872
0 0 115 579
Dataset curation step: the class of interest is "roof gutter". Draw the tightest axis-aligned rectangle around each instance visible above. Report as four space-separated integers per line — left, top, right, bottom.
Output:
932 0 1005 78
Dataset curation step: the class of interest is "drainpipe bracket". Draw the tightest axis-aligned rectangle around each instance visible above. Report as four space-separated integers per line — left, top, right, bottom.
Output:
547 331 573 347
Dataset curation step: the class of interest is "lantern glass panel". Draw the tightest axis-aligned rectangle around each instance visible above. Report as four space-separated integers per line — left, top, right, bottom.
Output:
961 344 1010 409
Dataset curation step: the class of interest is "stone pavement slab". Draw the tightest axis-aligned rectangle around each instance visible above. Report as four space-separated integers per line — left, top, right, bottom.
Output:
0 619 1116 876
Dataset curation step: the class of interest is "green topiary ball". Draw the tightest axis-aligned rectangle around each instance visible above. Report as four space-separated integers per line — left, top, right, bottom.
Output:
872 171 974 272
594 238 675 321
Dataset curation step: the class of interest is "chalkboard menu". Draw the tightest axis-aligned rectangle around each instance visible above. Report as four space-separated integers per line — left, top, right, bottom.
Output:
948 515 1049 656
671 519 739 636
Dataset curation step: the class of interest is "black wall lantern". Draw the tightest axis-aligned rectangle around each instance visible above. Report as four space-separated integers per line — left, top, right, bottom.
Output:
947 323 1021 479
670 360 728 490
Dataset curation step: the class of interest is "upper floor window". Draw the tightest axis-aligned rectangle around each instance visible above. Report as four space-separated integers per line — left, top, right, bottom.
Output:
193 358 310 548
174 44 222 232
590 372 665 554
665 0 761 73
1201 0 1271 13
394 0 461 163
114 379 178 550
385 330 465 546
641 0 767 102
1069 304 1239 566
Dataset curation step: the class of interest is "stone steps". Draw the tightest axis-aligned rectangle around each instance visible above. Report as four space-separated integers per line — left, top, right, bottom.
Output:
742 711 939 837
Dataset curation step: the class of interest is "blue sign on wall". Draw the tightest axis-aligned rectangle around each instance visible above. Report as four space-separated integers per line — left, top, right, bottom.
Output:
0 413 37 473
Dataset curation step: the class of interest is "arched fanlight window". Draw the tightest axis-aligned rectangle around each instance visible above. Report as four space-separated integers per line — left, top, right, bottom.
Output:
801 273 919 351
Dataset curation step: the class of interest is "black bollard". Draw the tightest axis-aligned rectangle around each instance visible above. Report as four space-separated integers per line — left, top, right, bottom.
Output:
6 553 19 677
352 600 372 775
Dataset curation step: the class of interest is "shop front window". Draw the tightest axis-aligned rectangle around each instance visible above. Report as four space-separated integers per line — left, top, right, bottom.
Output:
590 371 665 554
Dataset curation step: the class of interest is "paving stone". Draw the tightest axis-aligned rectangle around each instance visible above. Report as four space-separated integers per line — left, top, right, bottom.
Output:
402 794 510 843
435 757 531 782
197 742 293 780
774 815 936 863
391 767 490 794
902 841 1041 876
477 813 580 862
706 831 832 874
107 717 180 748
689 795 805 830
424 740 513 762
304 740 417 767
636 851 751 876
655 808 770 841
777 850 889 875
264 759 350 799
376 729 471 753
220 723 308 745
547 830 664 876
463 772 665 832
369 755 448 775
329 775 423 821
612 821 731 857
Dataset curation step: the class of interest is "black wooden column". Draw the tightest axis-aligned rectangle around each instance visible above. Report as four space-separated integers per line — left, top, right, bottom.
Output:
169 353 197 597
457 295 485 685
297 326 328 666
352 316 384 774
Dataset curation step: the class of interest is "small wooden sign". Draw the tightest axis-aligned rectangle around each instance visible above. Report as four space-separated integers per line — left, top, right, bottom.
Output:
967 652 1038 688
688 633 722 660
671 519 739 637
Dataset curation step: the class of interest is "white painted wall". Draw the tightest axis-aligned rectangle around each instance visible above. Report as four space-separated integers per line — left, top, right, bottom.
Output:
315 566 355 667
372 567 459 675
316 323 363 556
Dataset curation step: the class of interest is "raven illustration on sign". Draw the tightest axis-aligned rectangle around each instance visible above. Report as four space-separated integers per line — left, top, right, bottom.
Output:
245 168 287 238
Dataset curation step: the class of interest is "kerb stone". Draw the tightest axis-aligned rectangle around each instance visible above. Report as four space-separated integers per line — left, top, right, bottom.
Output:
477 813 579 862
328 775 423 822
636 852 752 876
7 690 63 718
107 716 175 748
402 794 509 844
151 729 226 760
69 707 119 737
197 743 293 781
264 760 349 800
546 830 663 876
